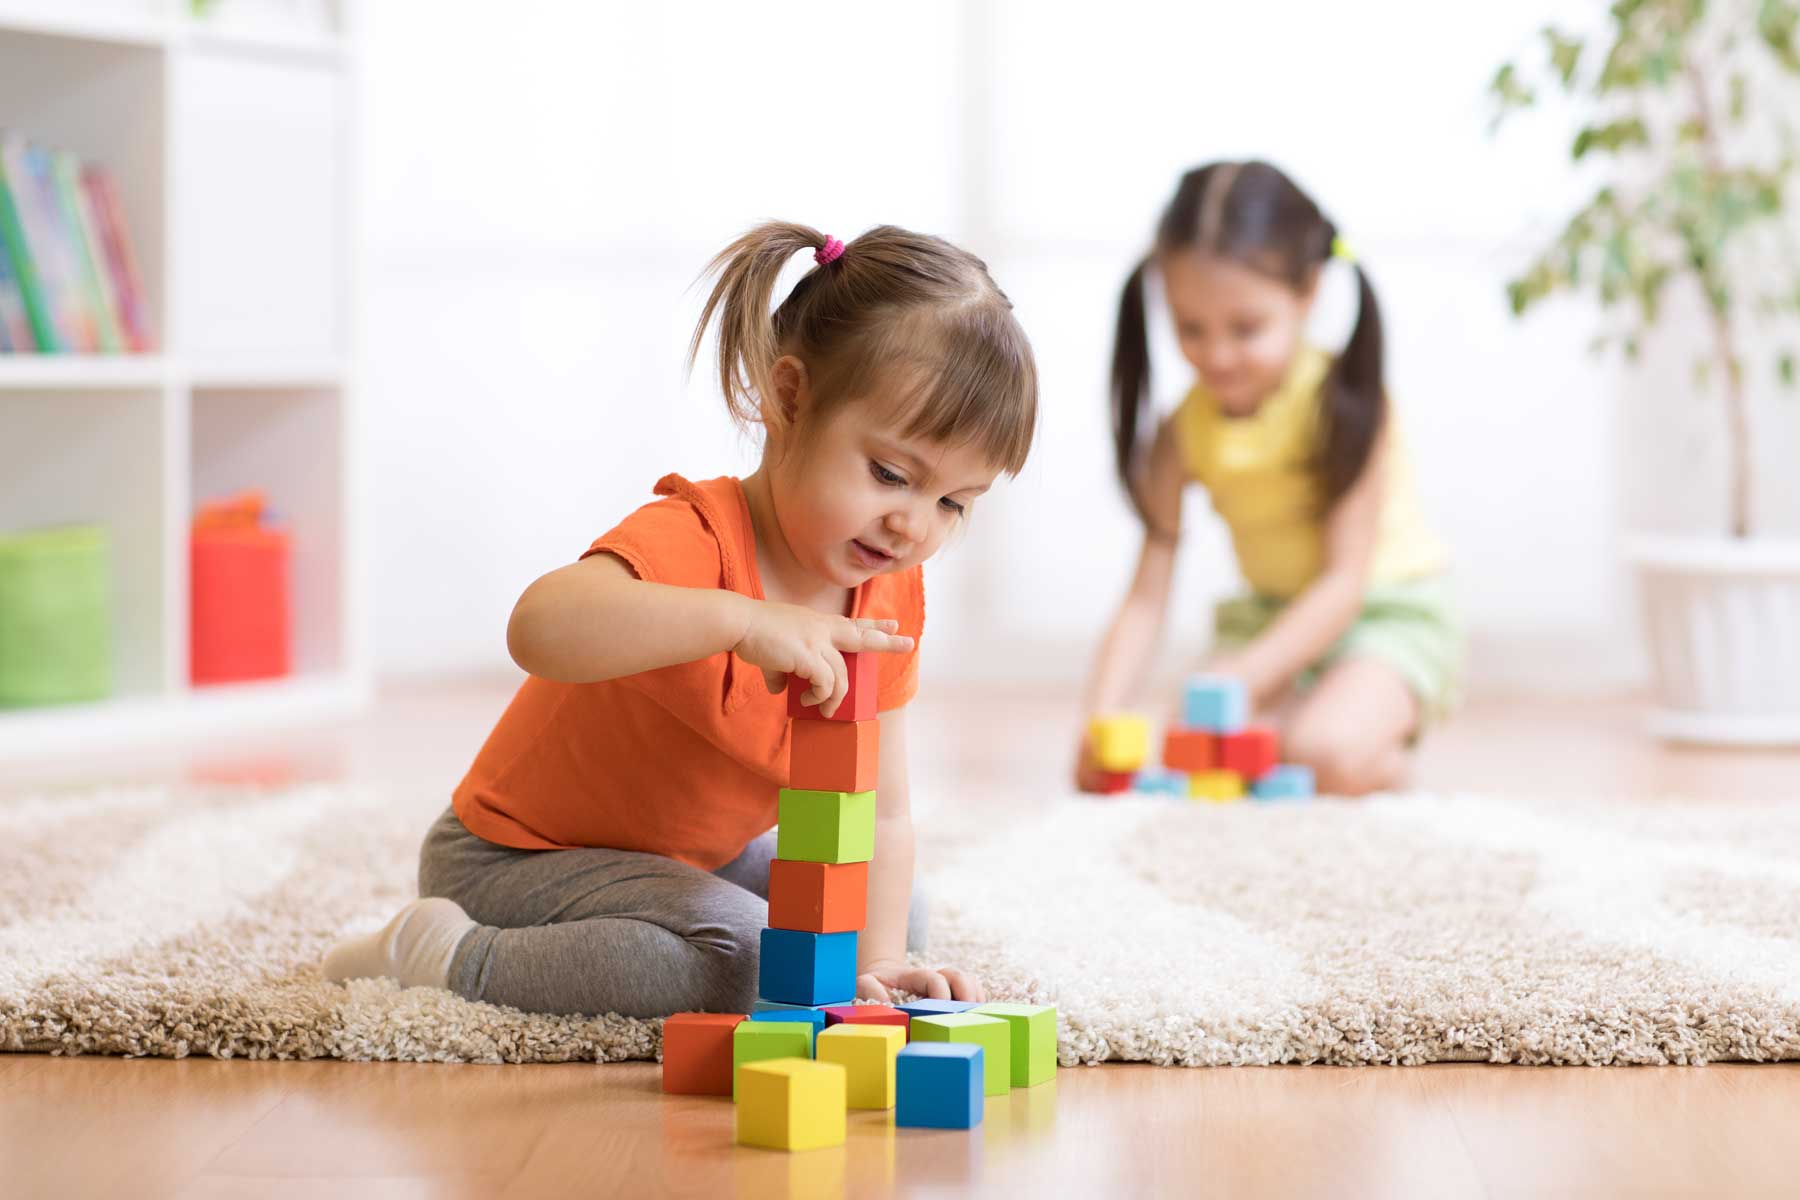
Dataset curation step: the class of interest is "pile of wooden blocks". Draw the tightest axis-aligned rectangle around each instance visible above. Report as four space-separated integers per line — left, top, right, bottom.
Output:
1089 675 1314 801
661 652 1058 1151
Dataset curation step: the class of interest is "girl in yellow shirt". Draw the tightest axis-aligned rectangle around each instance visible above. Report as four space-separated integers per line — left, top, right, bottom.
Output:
1079 161 1464 795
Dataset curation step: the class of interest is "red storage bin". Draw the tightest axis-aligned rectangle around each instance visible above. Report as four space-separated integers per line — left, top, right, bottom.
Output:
190 492 290 685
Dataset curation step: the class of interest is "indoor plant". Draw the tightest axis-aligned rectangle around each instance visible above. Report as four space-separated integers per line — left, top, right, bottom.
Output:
1492 0 1800 743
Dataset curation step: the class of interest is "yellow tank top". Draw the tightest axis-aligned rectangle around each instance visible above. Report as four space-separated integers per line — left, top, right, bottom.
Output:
1174 346 1448 599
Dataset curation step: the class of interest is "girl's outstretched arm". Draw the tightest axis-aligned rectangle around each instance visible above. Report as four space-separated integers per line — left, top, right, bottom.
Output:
856 706 984 1002
1075 418 1185 785
507 552 910 716
1217 426 1389 702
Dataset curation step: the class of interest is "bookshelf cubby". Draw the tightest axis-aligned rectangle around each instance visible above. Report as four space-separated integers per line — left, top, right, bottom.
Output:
0 1 365 761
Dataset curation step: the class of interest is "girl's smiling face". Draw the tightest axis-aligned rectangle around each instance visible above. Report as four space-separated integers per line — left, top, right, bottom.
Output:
1161 252 1316 417
769 382 1000 590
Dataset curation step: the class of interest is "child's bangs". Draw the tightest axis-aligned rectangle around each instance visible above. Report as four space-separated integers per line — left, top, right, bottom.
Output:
861 310 1038 477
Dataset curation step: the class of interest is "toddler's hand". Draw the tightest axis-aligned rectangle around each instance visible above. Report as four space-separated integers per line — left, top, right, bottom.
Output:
857 959 986 1005
733 601 913 718
1072 730 1109 793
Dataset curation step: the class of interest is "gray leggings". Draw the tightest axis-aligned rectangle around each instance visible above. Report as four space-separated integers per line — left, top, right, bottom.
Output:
417 805 926 1018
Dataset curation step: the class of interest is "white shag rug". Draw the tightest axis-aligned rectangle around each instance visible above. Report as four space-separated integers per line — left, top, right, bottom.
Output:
4 783 1800 1066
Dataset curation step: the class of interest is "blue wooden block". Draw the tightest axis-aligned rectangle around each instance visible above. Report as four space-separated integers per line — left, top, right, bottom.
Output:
759 928 858 1007
894 999 980 1019
896 1042 984 1129
1182 675 1248 733
750 1007 826 1051
752 999 831 1016
1132 766 1189 796
1252 764 1315 801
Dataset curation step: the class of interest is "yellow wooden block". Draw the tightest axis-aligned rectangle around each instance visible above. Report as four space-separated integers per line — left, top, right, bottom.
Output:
815 1024 905 1109
735 1058 846 1152
1188 769 1245 802
1088 713 1150 772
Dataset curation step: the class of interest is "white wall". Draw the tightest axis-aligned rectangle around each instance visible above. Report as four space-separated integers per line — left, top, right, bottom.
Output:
360 0 1683 693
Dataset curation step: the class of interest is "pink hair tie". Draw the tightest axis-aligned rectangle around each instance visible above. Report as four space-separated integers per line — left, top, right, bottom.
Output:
814 236 845 266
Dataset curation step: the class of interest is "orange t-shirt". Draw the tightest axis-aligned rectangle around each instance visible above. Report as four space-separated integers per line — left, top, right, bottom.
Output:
450 474 925 869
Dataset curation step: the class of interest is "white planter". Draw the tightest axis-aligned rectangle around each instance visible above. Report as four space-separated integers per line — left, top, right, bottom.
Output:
1629 536 1800 745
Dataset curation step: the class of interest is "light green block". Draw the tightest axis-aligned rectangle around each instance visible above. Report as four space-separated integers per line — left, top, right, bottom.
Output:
974 1002 1058 1087
732 1020 812 1100
776 788 875 864
911 1013 1011 1096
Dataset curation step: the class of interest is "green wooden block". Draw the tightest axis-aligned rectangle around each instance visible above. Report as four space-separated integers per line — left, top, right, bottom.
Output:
910 1013 1011 1096
974 1002 1058 1087
776 788 875 864
732 1019 812 1100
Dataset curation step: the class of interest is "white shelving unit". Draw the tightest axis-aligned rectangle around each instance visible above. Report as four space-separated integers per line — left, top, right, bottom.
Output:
0 0 366 761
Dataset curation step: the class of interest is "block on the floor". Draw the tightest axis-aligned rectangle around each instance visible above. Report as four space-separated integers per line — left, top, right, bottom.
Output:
776 788 876 863
1132 766 1188 796
752 999 832 1017
1088 712 1150 772
1252 763 1315 801
1188 769 1246 801
1162 728 1217 772
758 928 858 1007
767 858 868 933
895 998 979 1019
909 1013 1011 1096
731 1020 814 1100
788 651 877 722
735 1058 846 1151
973 1002 1058 1088
660 1012 747 1095
750 1006 825 1051
1093 770 1134 795
789 717 879 792
1182 675 1248 733
1218 726 1279 779
815 1023 905 1109
895 1042 984 1129
822 1003 911 1039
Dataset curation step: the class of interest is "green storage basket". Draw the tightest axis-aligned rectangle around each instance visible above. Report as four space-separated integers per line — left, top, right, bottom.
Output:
0 524 113 707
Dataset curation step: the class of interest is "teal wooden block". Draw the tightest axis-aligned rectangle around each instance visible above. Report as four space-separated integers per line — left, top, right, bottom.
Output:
1252 764 1315 801
776 788 875 863
1183 674 1248 733
973 1002 1058 1087
1132 767 1189 796
731 1019 813 1100
758 928 858 1007
910 1013 1011 1096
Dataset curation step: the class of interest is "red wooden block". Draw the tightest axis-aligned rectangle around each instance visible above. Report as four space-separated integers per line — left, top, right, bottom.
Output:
822 1004 912 1040
1094 770 1133 794
1218 726 1279 780
1162 729 1216 772
789 651 879 722
768 859 869 933
661 1012 747 1095
790 718 879 792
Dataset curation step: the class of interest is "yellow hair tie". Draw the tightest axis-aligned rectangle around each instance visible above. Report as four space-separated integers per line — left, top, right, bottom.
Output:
1331 235 1357 265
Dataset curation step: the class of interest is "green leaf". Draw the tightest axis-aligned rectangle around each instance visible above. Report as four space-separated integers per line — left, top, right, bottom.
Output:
1572 118 1650 159
1759 0 1800 71
1730 73 1748 120
1544 28 1584 84
1780 351 1798 387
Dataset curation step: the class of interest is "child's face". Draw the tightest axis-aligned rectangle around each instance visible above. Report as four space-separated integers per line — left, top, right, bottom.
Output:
1161 253 1315 417
772 391 1000 590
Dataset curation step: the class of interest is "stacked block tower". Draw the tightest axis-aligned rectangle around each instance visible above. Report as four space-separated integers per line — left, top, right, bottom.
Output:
662 651 1059 1152
1089 674 1315 801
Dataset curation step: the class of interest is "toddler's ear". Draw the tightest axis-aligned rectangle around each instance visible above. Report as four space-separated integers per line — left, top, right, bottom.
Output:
762 355 811 436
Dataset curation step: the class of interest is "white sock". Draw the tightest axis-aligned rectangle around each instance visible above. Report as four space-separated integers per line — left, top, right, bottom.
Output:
322 897 477 990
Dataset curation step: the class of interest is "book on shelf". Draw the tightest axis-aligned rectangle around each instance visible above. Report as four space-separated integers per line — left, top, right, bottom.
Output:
0 131 155 356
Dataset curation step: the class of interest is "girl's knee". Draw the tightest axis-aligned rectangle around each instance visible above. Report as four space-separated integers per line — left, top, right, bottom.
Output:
1284 725 1397 796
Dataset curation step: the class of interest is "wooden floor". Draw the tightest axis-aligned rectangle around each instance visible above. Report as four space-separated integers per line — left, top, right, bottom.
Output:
5 677 1800 1199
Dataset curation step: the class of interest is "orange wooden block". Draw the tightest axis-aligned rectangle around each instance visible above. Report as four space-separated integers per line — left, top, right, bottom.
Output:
768 859 868 933
790 718 879 792
789 651 878 722
661 1012 747 1095
1163 729 1216 772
